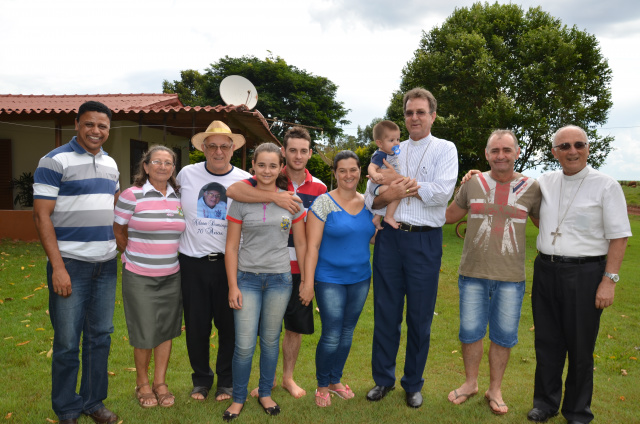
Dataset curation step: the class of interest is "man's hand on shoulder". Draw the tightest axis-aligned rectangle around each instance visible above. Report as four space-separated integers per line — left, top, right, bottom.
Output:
461 169 481 184
274 191 302 214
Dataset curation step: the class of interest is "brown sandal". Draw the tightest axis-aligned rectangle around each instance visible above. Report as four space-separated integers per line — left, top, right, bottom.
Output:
153 382 175 407
136 383 157 408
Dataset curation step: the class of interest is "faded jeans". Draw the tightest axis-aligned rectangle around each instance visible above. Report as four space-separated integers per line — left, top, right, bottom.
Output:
232 271 292 403
47 258 117 420
315 278 370 387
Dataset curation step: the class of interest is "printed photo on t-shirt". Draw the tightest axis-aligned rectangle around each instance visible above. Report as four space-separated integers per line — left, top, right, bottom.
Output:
197 182 227 219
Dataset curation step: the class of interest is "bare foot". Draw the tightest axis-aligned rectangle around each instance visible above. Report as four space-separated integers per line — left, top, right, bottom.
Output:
282 378 306 398
447 384 478 404
315 388 331 407
373 216 384 230
328 383 354 399
383 216 400 229
250 379 277 398
485 390 508 415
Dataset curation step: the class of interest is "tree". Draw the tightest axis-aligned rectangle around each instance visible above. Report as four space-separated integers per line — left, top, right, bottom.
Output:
163 55 351 143
389 2 613 178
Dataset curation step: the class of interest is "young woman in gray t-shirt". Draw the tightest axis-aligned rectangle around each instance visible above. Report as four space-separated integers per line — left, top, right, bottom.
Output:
223 142 307 421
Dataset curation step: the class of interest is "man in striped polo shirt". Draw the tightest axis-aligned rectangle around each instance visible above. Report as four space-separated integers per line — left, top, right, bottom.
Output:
33 101 120 424
227 126 327 398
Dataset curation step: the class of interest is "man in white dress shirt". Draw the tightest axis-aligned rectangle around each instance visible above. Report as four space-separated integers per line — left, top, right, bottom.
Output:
527 125 631 424
364 87 458 408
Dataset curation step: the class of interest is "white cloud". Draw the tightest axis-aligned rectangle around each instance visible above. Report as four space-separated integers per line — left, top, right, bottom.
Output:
1 0 639 179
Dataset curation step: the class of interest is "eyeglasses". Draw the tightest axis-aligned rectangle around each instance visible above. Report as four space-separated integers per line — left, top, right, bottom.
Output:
404 110 432 118
553 141 589 151
204 192 221 198
204 144 232 152
150 160 175 167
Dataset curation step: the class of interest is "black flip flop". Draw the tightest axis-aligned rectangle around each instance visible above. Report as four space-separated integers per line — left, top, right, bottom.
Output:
190 386 209 401
215 386 233 401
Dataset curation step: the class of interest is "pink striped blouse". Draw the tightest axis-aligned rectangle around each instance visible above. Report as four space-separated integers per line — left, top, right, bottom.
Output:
114 181 186 277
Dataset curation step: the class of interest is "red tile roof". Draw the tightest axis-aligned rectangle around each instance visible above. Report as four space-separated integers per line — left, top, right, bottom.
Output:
0 94 279 145
0 93 183 115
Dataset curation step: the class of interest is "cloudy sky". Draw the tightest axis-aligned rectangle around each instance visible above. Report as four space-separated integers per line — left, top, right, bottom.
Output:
2 0 639 179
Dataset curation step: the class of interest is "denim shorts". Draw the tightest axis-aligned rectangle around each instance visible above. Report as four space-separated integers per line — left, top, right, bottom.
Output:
458 275 525 348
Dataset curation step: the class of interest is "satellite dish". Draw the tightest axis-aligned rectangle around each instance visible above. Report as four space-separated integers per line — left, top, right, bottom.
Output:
220 75 258 109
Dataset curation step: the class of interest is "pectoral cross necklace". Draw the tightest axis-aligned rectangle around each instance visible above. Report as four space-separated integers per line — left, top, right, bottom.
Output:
551 171 588 245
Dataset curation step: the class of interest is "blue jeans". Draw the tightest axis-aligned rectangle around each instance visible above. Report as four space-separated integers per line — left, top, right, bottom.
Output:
315 279 370 387
458 275 525 348
47 258 117 420
232 271 292 403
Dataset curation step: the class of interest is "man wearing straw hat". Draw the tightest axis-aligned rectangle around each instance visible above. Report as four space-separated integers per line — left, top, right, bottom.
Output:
176 120 251 402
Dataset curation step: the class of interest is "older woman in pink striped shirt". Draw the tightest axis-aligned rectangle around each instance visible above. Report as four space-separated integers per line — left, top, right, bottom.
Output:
114 146 185 408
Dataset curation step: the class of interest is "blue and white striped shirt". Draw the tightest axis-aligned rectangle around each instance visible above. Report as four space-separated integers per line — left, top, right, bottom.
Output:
34 136 120 261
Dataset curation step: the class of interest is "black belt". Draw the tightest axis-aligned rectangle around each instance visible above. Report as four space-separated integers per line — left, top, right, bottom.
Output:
397 222 436 232
538 253 606 264
203 253 224 261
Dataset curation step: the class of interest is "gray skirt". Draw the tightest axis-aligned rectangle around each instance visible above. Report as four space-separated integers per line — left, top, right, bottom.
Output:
122 267 183 349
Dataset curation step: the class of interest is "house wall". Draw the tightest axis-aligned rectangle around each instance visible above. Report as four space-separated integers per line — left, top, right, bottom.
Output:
108 122 190 187
0 120 59 185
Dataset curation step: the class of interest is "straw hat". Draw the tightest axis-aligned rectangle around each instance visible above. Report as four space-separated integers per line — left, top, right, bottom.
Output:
191 120 246 151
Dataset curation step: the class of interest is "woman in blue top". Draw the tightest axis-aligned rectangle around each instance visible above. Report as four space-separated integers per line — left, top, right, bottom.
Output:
303 150 376 407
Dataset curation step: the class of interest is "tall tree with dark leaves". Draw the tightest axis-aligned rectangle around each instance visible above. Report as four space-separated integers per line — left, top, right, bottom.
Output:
388 2 613 178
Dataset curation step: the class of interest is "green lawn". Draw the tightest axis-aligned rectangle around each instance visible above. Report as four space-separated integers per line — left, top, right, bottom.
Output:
1 217 638 423
622 185 640 207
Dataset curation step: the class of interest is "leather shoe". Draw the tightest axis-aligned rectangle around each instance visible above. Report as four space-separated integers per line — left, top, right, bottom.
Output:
85 407 118 424
366 385 395 401
59 420 78 424
406 391 423 408
527 407 558 422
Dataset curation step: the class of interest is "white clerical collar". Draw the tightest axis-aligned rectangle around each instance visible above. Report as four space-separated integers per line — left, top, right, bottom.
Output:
409 133 432 146
563 166 590 182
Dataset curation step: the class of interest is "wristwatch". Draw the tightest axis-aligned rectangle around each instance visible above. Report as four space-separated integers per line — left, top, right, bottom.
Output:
603 272 620 283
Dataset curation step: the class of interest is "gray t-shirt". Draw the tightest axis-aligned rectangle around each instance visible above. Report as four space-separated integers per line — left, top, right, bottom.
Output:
227 189 306 273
